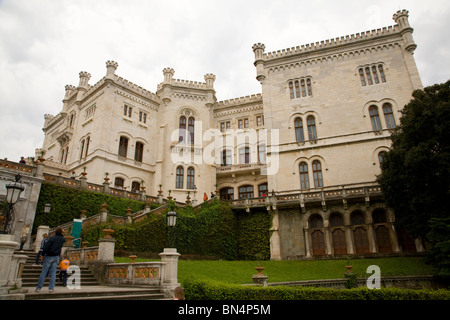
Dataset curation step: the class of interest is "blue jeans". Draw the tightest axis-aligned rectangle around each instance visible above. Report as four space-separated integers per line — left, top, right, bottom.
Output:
36 255 59 290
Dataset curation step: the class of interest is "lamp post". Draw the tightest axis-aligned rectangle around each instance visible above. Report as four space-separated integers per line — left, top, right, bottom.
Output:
43 203 51 226
1 174 25 234
166 211 177 248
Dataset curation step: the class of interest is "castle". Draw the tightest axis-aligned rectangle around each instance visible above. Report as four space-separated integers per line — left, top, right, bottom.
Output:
38 10 425 259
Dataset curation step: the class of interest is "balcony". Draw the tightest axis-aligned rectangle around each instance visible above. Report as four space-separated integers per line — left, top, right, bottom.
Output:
216 163 267 177
227 181 383 212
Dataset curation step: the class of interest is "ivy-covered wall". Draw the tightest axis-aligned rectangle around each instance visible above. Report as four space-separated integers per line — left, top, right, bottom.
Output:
33 183 156 234
81 200 273 260
35 183 273 260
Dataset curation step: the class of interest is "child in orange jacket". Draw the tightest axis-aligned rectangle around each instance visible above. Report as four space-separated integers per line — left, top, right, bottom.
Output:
59 257 70 287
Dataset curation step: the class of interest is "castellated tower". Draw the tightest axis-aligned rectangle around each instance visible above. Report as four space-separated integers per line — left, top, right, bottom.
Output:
156 67 217 202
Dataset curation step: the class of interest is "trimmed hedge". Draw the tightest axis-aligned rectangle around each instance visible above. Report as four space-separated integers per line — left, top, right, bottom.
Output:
183 277 450 300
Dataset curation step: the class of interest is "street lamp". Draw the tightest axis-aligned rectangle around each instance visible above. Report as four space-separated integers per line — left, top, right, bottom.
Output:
44 203 51 214
43 203 51 226
1 174 25 234
167 211 177 247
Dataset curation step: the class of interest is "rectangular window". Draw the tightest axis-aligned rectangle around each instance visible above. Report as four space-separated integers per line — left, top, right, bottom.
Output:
256 115 264 126
139 111 147 124
239 147 250 164
124 105 132 117
135 142 144 162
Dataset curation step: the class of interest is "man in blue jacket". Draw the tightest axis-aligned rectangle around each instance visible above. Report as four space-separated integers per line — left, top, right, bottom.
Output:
35 228 66 292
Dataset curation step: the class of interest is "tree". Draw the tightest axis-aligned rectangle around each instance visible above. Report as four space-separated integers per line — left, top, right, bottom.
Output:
377 80 450 241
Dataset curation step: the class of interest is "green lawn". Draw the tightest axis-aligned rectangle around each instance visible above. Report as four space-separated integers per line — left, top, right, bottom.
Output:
115 256 436 284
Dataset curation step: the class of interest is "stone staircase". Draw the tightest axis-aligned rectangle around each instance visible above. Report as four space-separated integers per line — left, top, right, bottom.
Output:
17 249 166 300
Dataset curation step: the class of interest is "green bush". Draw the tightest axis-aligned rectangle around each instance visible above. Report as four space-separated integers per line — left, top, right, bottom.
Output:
79 199 272 260
183 277 450 300
33 183 157 233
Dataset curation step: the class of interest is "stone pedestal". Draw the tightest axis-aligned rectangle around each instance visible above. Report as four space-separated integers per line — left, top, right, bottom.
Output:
98 232 116 263
159 248 181 297
0 234 28 299
34 225 50 253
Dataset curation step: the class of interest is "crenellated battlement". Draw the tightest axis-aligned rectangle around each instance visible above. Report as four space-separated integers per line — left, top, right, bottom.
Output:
112 76 158 101
261 25 400 61
215 93 262 108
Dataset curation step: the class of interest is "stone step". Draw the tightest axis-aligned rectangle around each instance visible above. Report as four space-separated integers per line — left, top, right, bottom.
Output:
24 286 166 300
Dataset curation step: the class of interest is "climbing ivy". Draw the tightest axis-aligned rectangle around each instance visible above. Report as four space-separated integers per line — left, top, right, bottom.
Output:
81 199 272 260
33 183 157 234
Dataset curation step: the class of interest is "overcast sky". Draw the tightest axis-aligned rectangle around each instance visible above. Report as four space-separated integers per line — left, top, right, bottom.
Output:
0 0 449 162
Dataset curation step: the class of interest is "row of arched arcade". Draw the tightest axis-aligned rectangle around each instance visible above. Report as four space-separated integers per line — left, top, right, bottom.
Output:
274 205 424 260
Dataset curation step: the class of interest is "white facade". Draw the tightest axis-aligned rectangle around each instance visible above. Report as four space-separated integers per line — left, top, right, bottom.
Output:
38 10 424 258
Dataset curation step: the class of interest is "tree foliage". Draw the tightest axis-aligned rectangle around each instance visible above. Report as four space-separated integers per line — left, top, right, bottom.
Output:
377 80 450 240
377 80 450 274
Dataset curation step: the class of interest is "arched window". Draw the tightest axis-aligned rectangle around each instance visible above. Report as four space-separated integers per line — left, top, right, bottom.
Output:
351 211 369 254
289 81 294 99
351 211 365 225
114 177 124 189
299 162 310 189
258 183 268 197
295 80 300 98
307 116 317 140
220 187 234 200
378 65 386 82
365 67 373 85
369 106 382 131
330 213 344 227
85 136 90 157
80 139 85 160
383 103 396 129
135 142 144 162
312 160 323 188
372 65 380 84
378 151 387 165
118 136 128 157
131 181 141 192
176 166 184 189
359 68 366 86
187 167 195 189
239 146 250 164
330 213 346 255
307 78 312 96
63 147 69 164
294 117 305 142
188 117 195 145
238 185 254 199
179 116 186 143
301 79 306 96
309 215 325 256
373 209 387 224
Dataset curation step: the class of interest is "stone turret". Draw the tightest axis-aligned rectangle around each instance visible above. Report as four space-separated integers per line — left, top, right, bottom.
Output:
163 67 175 83
393 9 417 54
64 85 76 99
78 71 91 89
105 60 119 79
252 43 266 81
204 73 216 88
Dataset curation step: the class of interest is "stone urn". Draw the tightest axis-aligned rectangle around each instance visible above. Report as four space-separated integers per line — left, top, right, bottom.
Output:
102 229 115 239
129 255 138 263
254 266 265 275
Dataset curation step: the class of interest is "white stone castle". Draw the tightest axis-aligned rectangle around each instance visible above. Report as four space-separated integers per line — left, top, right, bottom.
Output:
38 10 425 259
